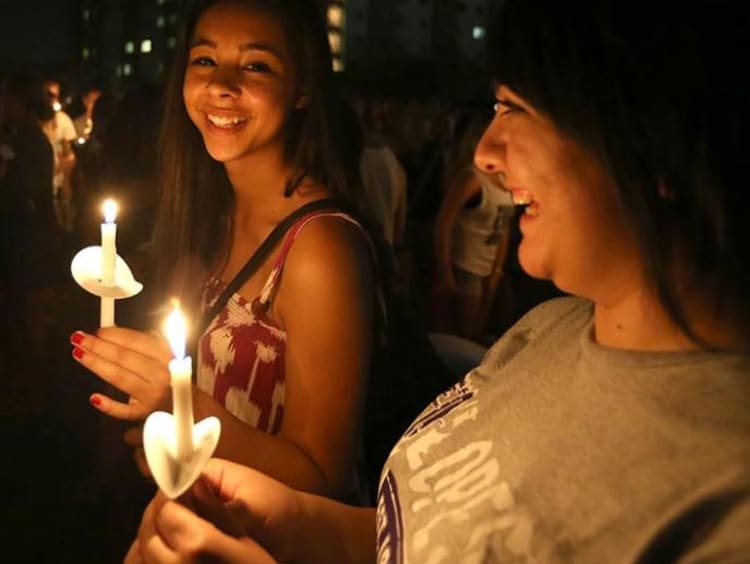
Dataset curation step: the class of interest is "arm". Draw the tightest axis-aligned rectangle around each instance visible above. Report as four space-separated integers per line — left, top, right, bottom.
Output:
72 217 373 499
433 168 482 290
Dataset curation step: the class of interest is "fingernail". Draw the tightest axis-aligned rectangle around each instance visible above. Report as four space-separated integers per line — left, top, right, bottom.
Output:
70 331 84 345
90 395 101 407
72 347 84 360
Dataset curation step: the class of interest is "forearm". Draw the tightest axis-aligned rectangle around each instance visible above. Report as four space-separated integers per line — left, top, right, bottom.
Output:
293 494 376 564
192 389 335 497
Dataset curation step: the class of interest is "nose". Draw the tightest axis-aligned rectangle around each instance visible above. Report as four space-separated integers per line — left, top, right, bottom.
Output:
474 118 505 174
206 66 242 99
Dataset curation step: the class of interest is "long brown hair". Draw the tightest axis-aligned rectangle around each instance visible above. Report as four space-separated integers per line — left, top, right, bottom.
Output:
154 0 366 316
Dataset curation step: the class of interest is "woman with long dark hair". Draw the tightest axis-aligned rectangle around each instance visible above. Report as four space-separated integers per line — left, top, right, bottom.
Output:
71 0 375 502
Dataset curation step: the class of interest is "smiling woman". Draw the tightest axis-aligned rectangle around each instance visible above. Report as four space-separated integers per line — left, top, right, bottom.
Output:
71 0 384 510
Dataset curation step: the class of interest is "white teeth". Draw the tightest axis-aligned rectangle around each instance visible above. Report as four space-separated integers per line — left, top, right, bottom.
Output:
207 114 247 127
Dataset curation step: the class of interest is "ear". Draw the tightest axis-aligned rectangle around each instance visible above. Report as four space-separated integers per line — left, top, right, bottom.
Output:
295 93 310 109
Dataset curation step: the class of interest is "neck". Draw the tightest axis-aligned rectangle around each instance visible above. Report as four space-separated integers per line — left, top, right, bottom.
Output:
593 283 746 352
594 288 698 351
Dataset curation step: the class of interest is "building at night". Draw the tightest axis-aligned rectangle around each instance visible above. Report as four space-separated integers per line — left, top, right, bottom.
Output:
3 0 492 102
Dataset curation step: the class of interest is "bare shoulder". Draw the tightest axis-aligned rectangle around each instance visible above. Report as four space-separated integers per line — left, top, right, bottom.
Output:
275 214 375 317
286 214 372 270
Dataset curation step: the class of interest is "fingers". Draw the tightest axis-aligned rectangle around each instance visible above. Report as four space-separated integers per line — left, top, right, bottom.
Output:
71 331 171 415
89 393 148 421
123 540 144 564
97 327 173 362
153 502 276 564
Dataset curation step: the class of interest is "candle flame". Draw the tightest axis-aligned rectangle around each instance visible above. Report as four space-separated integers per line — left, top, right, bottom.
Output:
102 199 118 223
164 302 187 360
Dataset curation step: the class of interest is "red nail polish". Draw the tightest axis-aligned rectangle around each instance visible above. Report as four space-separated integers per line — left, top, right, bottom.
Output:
73 347 84 360
70 332 84 345
90 395 101 407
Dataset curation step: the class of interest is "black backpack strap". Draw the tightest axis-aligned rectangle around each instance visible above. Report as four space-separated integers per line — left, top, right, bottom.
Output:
196 198 342 338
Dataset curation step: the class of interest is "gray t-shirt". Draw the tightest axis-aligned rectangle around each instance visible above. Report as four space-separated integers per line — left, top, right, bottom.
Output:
377 297 750 563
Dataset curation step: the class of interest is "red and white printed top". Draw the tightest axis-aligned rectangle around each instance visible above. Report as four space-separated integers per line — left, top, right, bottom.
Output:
196 210 363 434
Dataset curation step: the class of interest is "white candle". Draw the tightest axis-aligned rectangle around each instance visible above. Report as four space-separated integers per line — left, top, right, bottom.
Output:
101 199 117 286
164 303 194 461
100 199 118 328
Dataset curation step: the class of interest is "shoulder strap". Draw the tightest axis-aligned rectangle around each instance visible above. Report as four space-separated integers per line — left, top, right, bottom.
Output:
256 210 366 306
196 198 341 338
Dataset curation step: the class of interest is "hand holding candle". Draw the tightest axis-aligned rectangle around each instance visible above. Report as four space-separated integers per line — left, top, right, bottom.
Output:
164 302 195 461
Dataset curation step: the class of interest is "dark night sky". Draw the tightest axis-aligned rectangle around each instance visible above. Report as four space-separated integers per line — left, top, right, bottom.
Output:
0 1 74 71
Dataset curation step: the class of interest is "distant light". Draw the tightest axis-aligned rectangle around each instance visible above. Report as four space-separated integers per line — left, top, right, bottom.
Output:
472 26 485 40
327 5 344 28
52 101 62 112
141 39 152 53
82 47 90 59
167 36 177 49
116 65 122 77
123 63 132 76
333 58 344 72
328 30 342 54
125 41 134 54
83 9 89 21
157 16 165 28
77 137 86 145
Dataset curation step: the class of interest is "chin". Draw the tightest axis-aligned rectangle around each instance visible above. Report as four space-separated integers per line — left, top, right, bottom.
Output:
518 247 552 281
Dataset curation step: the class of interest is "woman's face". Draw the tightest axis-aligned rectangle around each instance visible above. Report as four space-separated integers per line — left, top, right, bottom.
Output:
183 1 301 164
475 85 644 303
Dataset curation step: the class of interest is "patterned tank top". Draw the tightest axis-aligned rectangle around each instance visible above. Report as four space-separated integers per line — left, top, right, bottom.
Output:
197 210 363 434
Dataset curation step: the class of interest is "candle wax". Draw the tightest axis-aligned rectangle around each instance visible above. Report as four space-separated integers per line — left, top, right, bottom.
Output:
170 356 194 461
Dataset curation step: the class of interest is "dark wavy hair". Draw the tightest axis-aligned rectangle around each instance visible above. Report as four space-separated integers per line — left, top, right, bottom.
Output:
488 0 750 348
154 0 365 313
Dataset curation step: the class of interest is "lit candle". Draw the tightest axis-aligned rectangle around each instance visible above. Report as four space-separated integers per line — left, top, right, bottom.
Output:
100 199 118 327
164 302 194 461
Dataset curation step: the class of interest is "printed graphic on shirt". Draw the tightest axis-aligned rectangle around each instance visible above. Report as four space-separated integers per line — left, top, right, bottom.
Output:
379 373 534 562
377 471 404 564
402 378 476 438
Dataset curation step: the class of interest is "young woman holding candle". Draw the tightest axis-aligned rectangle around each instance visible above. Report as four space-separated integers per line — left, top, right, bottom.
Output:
70 0 380 501
125 0 750 561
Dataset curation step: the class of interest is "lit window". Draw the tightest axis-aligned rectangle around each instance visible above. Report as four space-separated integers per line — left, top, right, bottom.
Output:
141 39 152 53
327 5 344 28
83 9 90 21
167 36 177 49
123 63 132 76
82 47 90 59
125 41 134 54
333 58 344 72
328 30 342 54
472 26 485 40
157 16 165 28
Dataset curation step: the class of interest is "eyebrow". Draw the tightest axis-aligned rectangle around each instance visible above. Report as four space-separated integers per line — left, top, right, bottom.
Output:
190 38 284 61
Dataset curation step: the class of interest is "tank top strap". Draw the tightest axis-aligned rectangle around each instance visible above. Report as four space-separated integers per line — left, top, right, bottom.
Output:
256 210 367 307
